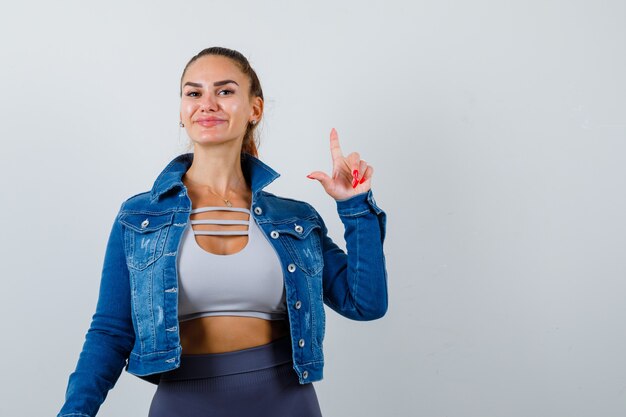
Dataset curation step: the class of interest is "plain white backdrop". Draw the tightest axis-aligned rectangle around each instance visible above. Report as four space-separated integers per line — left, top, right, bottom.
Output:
1 1 625 416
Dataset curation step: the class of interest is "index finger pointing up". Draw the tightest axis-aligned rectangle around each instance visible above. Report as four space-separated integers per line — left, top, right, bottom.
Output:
330 127 344 164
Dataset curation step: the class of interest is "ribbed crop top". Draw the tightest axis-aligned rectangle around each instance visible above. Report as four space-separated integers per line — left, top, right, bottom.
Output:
176 203 288 322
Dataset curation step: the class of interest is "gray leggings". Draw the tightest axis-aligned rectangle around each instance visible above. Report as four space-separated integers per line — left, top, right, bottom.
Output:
148 336 323 417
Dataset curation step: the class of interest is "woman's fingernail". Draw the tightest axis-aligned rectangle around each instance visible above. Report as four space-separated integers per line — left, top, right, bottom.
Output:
306 174 314 179
353 169 359 179
359 176 366 184
352 178 358 188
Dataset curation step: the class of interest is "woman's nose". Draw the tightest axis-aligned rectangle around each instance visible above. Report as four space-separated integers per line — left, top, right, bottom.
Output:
200 94 218 111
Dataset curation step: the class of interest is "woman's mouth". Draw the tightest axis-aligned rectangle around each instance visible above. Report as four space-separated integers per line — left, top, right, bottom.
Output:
197 120 226 127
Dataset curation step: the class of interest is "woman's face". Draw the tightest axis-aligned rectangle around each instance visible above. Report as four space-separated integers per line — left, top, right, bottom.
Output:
180 55 261 147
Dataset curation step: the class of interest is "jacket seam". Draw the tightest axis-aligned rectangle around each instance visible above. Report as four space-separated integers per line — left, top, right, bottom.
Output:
120 207 189 215
339 208 370 217
256 214 318 226
129 347 180 358
297 359 324 366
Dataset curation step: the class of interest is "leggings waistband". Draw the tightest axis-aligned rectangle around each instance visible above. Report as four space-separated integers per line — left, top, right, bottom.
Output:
159 336 293 381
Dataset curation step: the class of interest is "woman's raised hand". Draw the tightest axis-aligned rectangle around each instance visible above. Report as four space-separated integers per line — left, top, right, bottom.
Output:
306 128 373 201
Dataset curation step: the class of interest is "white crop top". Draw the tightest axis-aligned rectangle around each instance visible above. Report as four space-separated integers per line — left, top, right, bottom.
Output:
176 203 288 322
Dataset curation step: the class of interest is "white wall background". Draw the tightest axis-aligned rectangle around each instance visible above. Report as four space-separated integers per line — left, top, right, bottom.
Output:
1 1 625 416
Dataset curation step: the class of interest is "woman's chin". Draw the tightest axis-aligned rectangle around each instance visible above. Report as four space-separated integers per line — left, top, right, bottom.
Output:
189 135 240 147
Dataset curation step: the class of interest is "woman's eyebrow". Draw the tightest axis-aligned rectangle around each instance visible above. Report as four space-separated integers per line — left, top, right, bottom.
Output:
183 80 240 88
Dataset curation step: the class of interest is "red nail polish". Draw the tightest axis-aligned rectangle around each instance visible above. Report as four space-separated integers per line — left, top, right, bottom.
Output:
352 178 358 188
306 175 314 179
359 176 366 184
353 169 359 179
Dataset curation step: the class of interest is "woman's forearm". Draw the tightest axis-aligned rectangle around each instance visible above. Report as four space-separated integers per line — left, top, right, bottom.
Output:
316 189 388 320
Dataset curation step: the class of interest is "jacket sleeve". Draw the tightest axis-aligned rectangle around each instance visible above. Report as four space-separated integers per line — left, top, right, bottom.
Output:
57 203 135 417
314 189 388 321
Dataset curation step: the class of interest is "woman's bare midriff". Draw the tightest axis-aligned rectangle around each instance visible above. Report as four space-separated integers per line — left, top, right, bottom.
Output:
179 316 290 354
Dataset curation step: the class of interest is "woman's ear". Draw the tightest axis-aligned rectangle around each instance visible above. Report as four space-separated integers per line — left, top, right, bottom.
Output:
251 96 263 122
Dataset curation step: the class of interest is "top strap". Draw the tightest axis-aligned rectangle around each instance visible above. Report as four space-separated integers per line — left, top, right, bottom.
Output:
190 206 251 215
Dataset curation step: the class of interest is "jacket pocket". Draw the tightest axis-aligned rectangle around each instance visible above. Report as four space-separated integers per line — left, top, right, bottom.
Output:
273 218 324 276
120 212 174 270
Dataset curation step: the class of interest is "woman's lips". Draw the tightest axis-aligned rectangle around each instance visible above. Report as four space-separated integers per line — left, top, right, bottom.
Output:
197 120 226 127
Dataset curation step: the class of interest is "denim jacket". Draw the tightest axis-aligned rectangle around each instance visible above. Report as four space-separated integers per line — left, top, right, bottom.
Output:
58 152 388 417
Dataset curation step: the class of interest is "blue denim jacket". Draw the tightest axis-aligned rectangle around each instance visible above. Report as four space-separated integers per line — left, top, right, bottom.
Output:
58 152 388 417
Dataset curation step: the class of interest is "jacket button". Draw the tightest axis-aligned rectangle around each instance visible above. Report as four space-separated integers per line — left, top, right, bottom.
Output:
302 370 309 379
141 219 149 228
287 263 296 272
270 231 279 239
298 338 305 348
294 224 303 233
295 300 302 309
254 206 262 215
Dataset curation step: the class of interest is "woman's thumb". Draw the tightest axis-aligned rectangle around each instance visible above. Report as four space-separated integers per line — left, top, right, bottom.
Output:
306 171 332 189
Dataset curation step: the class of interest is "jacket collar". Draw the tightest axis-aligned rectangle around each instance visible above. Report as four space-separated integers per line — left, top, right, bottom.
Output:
149 152 280 203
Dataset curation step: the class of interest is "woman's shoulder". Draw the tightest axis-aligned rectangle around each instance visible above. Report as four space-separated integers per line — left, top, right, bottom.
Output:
258 190 320 219
117 190 157 213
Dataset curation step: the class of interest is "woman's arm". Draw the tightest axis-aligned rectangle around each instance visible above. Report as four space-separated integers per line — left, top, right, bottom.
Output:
313 189 388 321
306 128 388 320
57 203 135 417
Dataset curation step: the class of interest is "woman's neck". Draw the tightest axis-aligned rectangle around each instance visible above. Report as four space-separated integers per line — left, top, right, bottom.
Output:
183 146 249 195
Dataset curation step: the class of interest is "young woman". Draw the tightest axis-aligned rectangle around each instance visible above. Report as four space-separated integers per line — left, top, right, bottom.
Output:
57 46 388 417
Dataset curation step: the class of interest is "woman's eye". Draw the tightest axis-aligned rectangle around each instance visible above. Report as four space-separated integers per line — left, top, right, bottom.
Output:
185 90 232 97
